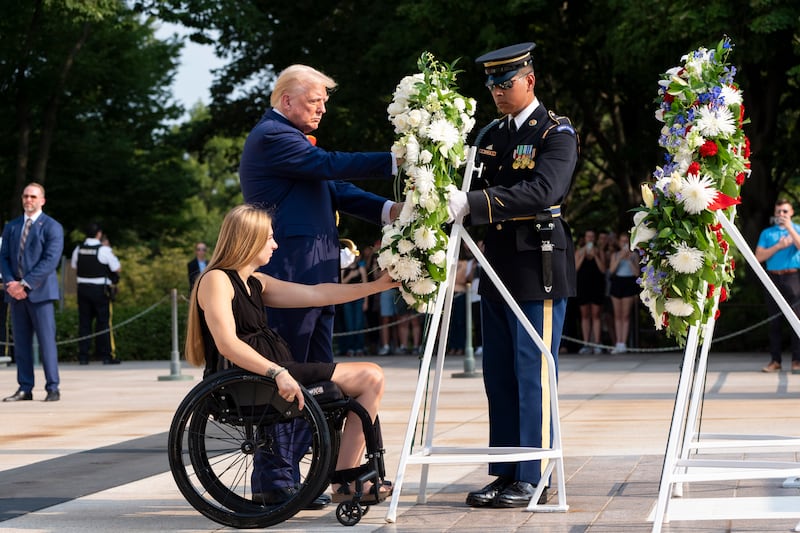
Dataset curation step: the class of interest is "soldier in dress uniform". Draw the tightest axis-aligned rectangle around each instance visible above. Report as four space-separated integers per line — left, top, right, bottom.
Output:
447 42 579 508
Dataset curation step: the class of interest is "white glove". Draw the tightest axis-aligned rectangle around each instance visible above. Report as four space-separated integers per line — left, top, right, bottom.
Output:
447 190 470 223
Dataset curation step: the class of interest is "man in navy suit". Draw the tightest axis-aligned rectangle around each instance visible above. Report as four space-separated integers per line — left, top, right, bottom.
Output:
0 182 64 402
239 64 400 507
448 43 579 508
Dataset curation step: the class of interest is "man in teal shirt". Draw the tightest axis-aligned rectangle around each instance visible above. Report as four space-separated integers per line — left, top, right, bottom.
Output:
755 198 800 373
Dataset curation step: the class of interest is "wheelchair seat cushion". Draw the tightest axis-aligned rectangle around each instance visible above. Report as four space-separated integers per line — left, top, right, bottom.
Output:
304 380 345 404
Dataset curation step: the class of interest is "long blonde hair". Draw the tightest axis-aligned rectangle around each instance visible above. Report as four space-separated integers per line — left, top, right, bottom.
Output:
185 205 274 366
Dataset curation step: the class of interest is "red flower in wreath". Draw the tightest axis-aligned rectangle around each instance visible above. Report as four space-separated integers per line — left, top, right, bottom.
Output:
699 139 718 157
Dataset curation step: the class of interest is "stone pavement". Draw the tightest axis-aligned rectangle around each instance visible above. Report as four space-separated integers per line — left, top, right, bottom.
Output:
1 351 800 532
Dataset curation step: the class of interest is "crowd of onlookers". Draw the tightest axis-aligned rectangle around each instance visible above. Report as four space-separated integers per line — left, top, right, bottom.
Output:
333 231 641 358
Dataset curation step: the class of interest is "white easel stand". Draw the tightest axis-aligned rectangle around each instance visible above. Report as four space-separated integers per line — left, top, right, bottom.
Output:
385 147 569 523
650 211 800 532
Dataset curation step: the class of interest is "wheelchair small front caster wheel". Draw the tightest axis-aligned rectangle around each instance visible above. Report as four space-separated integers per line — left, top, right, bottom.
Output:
336 501 363 526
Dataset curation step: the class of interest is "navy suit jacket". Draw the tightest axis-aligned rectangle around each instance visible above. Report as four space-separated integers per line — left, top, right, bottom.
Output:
0 213 64 303
239 109 393 285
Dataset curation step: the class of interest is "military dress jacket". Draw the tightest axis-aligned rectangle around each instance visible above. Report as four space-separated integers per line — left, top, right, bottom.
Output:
465 103 579 301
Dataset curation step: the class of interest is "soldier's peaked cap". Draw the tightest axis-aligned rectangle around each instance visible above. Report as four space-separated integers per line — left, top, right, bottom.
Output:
475 42 536 85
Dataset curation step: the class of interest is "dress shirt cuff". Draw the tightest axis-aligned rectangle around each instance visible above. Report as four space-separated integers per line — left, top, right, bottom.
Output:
381 201 395 225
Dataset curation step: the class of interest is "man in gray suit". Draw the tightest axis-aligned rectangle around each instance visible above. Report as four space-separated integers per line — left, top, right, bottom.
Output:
0 182 64 402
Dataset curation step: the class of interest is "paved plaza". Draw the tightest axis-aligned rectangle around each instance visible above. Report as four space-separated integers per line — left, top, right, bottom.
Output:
2 350 800 532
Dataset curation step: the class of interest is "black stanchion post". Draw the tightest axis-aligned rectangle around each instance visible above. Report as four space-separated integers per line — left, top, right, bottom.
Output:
158 288 193 382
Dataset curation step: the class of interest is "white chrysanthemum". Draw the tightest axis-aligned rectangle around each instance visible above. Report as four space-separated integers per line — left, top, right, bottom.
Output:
397 239 416 255
413 226 437 250
680 173 717 214
664 298 694 317
720 85 742 106
394 256 423 281
415 165 435 194
430 249 446 267
409 277 437 295
668 242 704 273
426 118 460 149
695 104 736 138
400 288 418 306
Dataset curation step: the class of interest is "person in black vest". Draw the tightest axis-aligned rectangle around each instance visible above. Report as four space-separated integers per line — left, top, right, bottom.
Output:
447 42 579 508
70 223 121 365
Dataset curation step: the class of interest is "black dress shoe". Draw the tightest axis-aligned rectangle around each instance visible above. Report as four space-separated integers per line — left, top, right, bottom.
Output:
465 477 511 507
44 390 60 402
305 492 331 510
253 486 297 505
103 358 121 365
3 390 32 402
493 481 547 507
253 488 330 510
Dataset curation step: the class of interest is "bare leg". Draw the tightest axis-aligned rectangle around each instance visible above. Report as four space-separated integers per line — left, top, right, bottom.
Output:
330 362 384 470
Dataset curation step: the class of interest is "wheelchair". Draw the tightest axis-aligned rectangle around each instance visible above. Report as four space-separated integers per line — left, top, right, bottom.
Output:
167 368 388 528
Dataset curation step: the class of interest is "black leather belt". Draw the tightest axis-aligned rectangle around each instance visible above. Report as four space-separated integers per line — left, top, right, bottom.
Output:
770 269 799 275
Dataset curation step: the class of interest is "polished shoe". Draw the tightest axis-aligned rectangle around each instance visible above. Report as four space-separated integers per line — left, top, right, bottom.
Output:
493 481 548 507
762 360 782 373
103 358 121 365
306 492 331 510
44 390 60 402
252 488 330 510
3 390 32 402
465 477 511 507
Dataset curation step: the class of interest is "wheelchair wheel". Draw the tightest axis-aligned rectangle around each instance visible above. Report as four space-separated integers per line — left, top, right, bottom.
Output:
168 369 333 529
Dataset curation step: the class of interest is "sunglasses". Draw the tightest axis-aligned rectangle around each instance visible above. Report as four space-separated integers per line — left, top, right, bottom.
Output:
486 75 525 91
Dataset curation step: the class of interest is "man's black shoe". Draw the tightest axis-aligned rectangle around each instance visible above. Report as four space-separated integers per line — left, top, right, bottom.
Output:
3 390 32 402
252 488 329 510
44 390 60 402
493 481 547 507
103 358 121 365
465 477 511 507
305 492 331 510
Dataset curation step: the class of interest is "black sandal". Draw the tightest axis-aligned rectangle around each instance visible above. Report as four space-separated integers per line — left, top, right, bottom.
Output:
330 466 392 505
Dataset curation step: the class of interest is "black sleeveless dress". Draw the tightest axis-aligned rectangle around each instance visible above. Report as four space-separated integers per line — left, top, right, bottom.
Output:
200 268 336 384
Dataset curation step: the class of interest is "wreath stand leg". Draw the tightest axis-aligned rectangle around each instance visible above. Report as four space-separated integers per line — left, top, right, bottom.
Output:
384 146 569 523
649 211 800 532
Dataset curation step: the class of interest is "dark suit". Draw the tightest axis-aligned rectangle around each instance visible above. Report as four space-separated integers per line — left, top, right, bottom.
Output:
240 109 392 364
239 108 393 493
465 102 579 486
0 213 64 394
187 258 204 292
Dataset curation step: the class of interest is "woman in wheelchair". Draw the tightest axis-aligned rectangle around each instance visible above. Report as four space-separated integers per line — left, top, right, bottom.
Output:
184 205 397 506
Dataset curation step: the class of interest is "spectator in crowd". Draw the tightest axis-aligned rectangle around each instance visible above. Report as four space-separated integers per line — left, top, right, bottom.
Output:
361 242 381 352
447 245 477 355
377 288 400 355
187 242 208 292
0 236 12 365
755 198 800 373
71 223 122 365
338 248 368 356
608 232 639 354
575 229 608 354
0 183 63 402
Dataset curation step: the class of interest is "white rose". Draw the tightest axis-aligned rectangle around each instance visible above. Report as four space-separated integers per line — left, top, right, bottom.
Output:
419 149 433 165
454 97 466 112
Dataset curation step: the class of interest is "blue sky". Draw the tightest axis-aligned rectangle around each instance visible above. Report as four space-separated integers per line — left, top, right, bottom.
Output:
155 23 225 113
